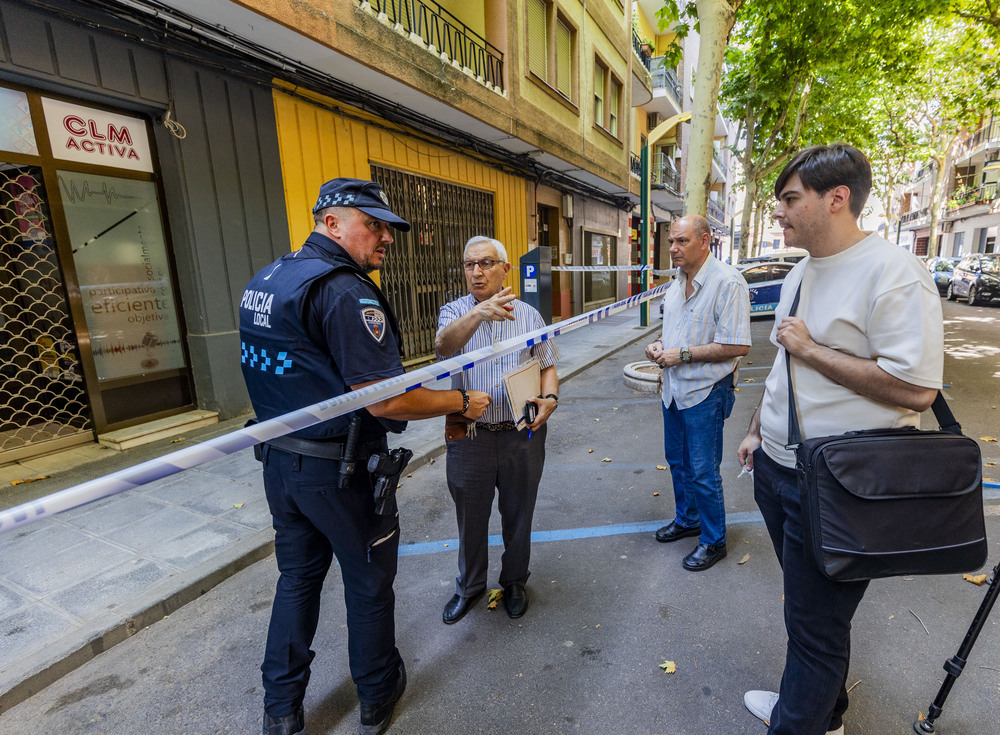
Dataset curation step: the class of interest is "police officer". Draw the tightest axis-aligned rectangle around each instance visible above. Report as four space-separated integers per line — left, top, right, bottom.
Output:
239 178 490 735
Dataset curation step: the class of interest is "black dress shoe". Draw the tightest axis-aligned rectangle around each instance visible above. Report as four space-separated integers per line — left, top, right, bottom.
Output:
263 705 305 735
442 591 483 624
682 542 727 571
503 583 528 618
655 520 702 543
359 661 406 735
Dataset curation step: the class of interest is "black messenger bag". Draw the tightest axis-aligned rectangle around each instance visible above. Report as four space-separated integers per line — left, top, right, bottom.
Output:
784 290 987 582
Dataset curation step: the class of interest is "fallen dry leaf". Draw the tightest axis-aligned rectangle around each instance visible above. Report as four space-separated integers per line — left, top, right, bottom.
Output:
602 457 612 462
170 437 185 443
612 407 620 411
588 449 594 453
734 387 741 392
656 465 668 470
743 378 756 383
11 476 48 485
738 553 750 565
594 418 600 422
980 437 998 442
964 573 988 586
986 462 996 467
659 660 677 674
407 473 413 478
889 615 895 620
653 492 660 496
487 588 503 610
233 503 244 509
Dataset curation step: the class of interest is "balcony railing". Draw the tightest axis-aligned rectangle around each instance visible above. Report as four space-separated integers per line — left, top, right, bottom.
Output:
947 181 999 209
632 29 652 70
650 56 681 104
365 0 504 91
651 152 680 193
707 198 725 223
900 206 929 224
953 115 1000 160
630 152 642 178
713 148 728 176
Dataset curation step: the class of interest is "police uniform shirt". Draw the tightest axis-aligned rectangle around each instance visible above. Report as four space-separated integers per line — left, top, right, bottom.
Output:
299 232 405 388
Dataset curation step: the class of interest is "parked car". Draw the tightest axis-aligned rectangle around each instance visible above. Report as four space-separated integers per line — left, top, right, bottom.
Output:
926 257 961 296
738 248 808 269
742 261 796 316
947 253 1000 305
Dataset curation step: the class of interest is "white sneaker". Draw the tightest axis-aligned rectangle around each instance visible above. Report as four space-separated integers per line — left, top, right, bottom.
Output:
743 690 845 734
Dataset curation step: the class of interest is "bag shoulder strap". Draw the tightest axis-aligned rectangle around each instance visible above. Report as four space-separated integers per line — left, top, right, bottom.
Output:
783 283 959 447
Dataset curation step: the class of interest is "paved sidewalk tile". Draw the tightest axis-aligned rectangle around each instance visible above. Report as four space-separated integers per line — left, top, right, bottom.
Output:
49 560 174 619
106 506 214 552
150 522 250 569
4 539 134 597
0 604 78 668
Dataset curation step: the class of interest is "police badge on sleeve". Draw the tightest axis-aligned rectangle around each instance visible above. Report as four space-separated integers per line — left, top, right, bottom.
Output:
361 306 386 343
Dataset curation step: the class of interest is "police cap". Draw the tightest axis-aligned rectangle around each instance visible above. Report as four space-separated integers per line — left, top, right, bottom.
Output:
312 178 411 232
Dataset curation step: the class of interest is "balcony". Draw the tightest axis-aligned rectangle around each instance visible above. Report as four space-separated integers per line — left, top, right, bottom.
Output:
953 115 1000 162
707 198 725 224
900 207 929 225
651 152 680 193
650 57 682 106
630 152 642 179
364 0 504 91
946 182 999 211
632 29 652 71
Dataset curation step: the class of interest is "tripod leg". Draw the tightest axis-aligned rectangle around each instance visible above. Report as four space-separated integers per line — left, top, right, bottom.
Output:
914 560 1000 734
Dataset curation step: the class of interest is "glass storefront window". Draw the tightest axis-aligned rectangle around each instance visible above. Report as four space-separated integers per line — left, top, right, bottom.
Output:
58 171 185 381
584 231 617 304
0 87 39 155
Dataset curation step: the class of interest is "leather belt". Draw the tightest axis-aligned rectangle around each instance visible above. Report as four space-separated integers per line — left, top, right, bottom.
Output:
265 435 346 460
475 421 517 432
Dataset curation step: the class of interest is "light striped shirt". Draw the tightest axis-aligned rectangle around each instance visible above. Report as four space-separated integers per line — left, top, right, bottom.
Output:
438 294 558 423
660 254 751 409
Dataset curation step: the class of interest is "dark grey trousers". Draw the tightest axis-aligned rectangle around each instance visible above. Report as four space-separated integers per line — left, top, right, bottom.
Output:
445 424 547 597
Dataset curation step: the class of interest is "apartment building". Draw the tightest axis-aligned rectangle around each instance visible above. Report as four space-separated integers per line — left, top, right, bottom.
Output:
894 113 1000 256
0 0 644 462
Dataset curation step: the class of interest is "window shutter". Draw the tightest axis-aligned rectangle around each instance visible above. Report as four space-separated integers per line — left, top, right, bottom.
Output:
528 0 547 80
594 62 605 127
555 19 572 97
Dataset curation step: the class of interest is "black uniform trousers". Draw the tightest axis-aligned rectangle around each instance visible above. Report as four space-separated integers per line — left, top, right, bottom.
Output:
260 444 402 716
753 447 870 735
446 424 546 597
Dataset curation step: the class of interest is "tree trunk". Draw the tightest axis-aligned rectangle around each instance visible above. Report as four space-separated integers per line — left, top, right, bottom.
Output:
927 157 945 259
739 175 758 262
683 0 737 217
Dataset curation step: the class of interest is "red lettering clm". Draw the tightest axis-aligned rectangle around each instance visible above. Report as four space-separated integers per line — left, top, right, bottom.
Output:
64 115 87 136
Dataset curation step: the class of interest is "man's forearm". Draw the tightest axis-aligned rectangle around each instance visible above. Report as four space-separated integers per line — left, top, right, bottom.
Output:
362 385 464 421
796 343 937 412
692 342 750 363
435 311 482 357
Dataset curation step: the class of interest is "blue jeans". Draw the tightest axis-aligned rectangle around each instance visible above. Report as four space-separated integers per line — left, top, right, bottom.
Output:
753 448 870 735
661 374 735 546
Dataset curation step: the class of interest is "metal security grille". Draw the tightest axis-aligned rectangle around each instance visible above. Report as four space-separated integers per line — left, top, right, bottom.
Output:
371 165 495 363
0 164 92 459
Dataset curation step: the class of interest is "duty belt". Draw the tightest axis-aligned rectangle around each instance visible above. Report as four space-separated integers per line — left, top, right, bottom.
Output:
265 434 346 460
475 421 517 432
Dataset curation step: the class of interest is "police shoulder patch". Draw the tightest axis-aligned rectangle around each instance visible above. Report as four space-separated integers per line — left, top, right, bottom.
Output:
361 306 386 343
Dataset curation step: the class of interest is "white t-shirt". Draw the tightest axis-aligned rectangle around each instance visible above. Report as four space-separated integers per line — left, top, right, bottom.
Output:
760 233 944 468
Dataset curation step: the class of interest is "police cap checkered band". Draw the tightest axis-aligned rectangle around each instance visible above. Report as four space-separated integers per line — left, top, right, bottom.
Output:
312 178 411 232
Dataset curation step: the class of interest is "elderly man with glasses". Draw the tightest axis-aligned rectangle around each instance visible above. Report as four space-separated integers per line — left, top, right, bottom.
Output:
434 236 560 624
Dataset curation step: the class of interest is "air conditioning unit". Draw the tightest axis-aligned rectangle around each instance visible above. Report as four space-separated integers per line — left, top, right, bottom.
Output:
647 112 661 131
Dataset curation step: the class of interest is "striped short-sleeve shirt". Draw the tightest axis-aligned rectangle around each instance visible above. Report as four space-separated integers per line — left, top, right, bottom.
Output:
660 254 751 410
438 294 558 423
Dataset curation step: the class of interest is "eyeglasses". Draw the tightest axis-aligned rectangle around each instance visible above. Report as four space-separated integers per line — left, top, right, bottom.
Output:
462 258 503 272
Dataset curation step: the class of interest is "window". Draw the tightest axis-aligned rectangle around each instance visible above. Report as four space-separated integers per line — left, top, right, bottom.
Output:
584 231 617 305
527 0 576 102
593 56 622 139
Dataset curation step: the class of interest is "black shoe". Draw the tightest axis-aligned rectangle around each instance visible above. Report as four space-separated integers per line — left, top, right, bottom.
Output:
442 591 483 624
359 662 406 735
503 583 528 619
655 521 701 543
263 706 305 735
682 542 727 571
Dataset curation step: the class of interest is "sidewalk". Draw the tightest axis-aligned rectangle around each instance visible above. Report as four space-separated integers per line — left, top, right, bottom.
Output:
0 311 660 712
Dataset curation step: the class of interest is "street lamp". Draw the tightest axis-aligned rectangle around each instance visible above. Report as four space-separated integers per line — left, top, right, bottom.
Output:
640 111 691 326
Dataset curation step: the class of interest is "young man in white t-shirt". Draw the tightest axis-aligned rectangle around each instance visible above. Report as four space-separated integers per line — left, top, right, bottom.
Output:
736 144 943 735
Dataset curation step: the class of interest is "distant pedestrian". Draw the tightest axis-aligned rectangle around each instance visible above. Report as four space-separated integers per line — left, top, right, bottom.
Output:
738 145 943 735
645 214 750 571
435 236 559 623
239 178 489 735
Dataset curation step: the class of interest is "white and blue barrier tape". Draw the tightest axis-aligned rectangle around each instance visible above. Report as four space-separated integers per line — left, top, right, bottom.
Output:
0 284 669 533
551 265 676 277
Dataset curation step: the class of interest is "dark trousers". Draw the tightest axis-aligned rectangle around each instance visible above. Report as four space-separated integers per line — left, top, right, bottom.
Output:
753 448 870 735
260 446 402 716
445 424 546 597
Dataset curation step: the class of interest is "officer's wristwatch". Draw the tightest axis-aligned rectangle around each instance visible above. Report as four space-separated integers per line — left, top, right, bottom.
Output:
459 389 470 414
680 347 693 364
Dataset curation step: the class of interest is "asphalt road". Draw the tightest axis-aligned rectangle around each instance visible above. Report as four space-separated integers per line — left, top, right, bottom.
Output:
1 298 998 735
